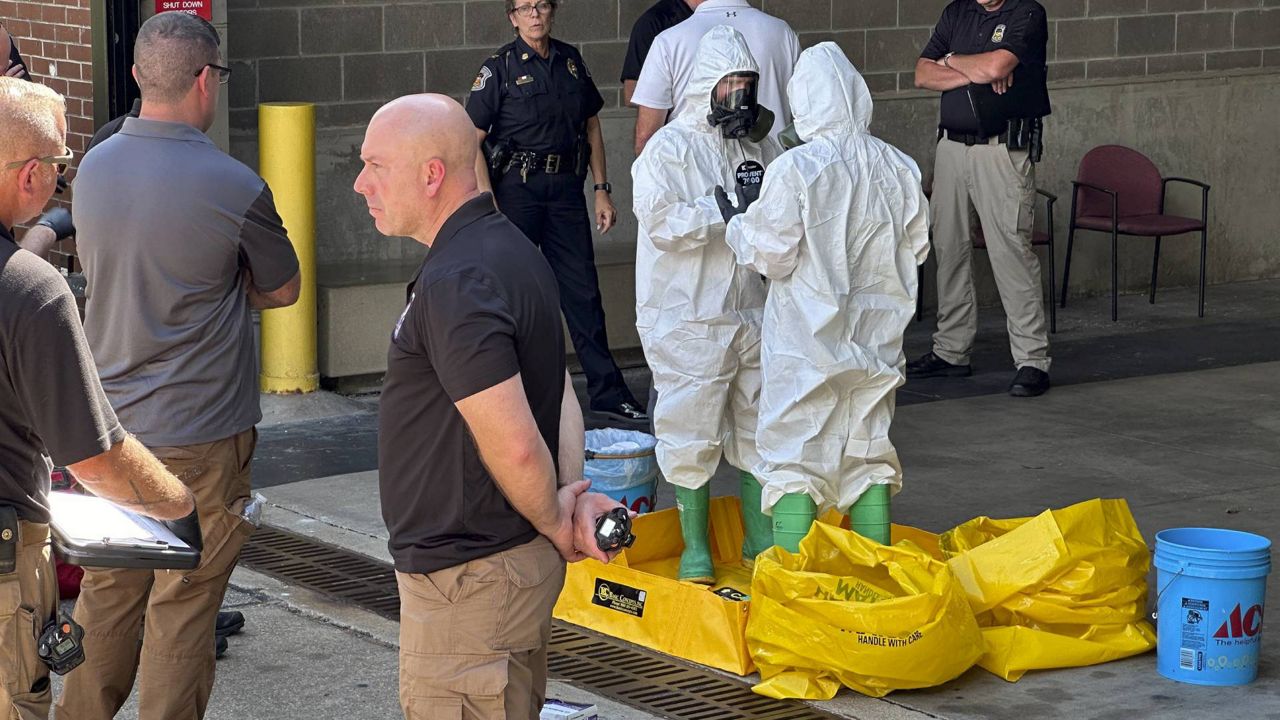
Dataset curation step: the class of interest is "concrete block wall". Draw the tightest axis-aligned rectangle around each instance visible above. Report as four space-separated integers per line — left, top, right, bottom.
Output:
226 1 1280 119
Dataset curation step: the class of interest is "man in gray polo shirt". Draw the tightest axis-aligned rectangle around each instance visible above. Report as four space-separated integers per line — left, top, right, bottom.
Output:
55 13 300 720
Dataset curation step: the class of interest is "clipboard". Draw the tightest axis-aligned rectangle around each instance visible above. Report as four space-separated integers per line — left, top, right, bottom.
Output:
48 492 201 570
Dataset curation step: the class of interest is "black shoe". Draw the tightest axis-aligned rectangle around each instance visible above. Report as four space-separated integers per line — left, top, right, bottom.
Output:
906 351 972 379
215 610 245 638
596 401 649 423
1008 367 1050 397
215 634 228 660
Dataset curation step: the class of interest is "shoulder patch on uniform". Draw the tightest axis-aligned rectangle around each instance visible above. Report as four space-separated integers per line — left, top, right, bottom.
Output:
471 65 493 92
992 24 1006 42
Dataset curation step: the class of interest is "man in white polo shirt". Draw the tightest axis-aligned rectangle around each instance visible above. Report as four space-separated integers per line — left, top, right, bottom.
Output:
631 0 799 154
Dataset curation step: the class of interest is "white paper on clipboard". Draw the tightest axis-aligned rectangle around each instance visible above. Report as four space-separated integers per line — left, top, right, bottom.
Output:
48 492 192 549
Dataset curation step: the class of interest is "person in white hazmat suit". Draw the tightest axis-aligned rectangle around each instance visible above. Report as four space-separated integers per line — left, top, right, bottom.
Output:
721 42 930 551
632 24 783 583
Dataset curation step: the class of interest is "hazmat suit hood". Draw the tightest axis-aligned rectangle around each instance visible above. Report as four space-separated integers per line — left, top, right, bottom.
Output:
787 42 873 142
682 25 761 133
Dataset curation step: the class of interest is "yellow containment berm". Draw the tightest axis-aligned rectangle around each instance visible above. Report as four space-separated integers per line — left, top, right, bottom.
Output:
554 497 1157 699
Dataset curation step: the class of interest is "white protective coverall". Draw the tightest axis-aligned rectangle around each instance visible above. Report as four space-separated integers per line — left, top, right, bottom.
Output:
632 25 783 489
725 42 930 513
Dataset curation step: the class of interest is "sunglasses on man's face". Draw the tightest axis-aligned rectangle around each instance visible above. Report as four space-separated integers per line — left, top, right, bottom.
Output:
4 147 74 176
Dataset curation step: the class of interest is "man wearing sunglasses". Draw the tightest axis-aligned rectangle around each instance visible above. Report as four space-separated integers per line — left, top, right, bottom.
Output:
55 12 300 720
0 76 199 720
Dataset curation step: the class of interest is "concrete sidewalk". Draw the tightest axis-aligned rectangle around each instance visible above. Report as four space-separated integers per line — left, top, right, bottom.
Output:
252 360 1280 720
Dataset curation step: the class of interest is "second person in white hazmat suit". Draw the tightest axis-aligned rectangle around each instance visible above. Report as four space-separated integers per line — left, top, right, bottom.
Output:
723 42 930 550
632 25 783 583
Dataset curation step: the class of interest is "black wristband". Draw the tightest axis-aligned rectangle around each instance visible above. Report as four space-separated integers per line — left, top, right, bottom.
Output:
594 182 612 194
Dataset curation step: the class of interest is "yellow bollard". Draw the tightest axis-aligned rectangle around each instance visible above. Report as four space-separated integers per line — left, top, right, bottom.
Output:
258 102 318 393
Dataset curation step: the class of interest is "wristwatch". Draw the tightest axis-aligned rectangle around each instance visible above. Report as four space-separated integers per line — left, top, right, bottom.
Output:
594 182 612 194
942 52 955 68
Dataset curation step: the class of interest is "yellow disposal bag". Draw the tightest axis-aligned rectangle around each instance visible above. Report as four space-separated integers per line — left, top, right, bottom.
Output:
939 497 1157 681
747 522 984 699
553 497 755 675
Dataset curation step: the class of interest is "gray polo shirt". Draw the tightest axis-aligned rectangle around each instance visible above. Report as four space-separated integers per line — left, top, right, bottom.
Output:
74 118 299 447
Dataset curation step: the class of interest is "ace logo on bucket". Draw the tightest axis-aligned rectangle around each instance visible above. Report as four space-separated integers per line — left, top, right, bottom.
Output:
1214 603 1264 641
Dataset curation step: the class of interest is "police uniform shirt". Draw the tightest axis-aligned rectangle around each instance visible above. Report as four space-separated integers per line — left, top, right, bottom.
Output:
921 0 1051 134
466 36 605 155
0 224 125 524
620 0 693 83
377 194 566 575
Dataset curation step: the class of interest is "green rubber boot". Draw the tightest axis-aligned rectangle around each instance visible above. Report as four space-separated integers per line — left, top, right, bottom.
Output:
675 485 715 584
739 471 774 567
772 493 817 553
846 484 891 545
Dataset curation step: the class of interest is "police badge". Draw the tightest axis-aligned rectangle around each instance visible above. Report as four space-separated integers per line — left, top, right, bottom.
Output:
992 24 1006 42
567 58 579 80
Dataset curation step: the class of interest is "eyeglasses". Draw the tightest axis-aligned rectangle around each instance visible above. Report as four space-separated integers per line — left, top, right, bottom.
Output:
4 147 74 175
195 63 232 85
510 2 554 17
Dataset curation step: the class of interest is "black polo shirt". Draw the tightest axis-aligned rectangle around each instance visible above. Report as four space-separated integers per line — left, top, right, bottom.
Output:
377 194 566 575
620 0 693 83
921 0 1051 134
466 36 605 154
0 225 125 523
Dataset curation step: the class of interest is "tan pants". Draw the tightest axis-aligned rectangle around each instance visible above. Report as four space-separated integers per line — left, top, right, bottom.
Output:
930 137 1051 372
56 429 257 720
0 522 56 720
397 536 566 720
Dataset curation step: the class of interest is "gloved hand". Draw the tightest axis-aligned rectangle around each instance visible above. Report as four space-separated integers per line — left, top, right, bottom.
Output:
35 207 75 240
714 185 745 224
714 179 762 224
161 508 203 552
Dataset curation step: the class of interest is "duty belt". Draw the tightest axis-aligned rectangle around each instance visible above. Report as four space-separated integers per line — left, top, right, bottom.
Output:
506 150 570 182
941 128 1010 146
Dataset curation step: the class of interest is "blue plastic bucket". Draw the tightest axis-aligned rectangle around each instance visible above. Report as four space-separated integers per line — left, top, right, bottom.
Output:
1153 527 1271 686
583 429 660 515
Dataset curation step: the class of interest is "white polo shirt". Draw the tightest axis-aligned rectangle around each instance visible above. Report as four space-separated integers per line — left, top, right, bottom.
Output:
631 0 800 137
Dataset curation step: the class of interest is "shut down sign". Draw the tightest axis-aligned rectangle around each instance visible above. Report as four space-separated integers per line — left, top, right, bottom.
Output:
155 0 212 21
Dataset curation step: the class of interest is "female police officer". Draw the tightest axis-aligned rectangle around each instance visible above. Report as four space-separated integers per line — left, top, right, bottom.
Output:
466 0 646 423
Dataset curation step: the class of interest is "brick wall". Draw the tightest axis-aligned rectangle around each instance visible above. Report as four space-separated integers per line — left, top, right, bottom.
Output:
225 0 1280 132
2 0 95 267
1 1 94 165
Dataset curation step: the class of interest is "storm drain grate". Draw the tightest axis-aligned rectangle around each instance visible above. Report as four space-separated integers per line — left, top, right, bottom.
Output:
239 525 402 619
240 526 840 720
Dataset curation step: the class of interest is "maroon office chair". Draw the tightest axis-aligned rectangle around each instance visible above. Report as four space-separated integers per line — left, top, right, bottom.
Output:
916 188 1058 334
1060 145 1210 321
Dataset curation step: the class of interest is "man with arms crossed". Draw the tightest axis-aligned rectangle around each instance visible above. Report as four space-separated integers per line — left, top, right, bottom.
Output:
57 12 300 720
355 94 626 720
910 0 1052 397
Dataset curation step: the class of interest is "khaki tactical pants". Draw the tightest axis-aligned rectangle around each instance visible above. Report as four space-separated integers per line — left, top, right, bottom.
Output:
397 536 566 720
56 429 257 720
930 137 1051 372
0 522 56 720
